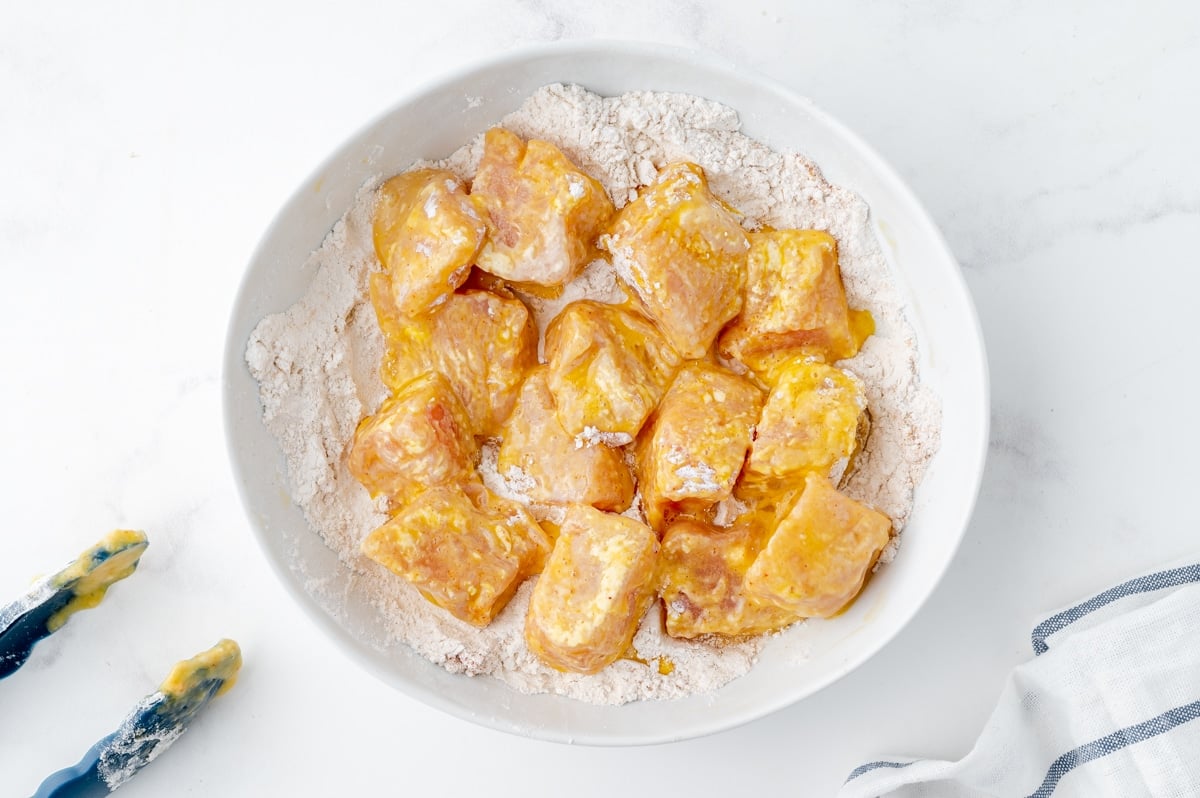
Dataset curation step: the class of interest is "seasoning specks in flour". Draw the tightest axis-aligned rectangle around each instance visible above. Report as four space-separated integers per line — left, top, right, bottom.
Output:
245 83 941 705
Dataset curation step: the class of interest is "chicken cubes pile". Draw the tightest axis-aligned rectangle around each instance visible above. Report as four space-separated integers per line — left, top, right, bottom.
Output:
348 127 892 673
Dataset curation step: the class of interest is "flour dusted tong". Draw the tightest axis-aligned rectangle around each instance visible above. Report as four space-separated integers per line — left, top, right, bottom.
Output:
0 530 147 679
3 533 241 794
32 640 241 797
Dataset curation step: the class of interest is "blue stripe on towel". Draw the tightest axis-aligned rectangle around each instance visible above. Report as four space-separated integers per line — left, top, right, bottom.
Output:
1026 700 1200 797
844 759 913 782
1030 564 1200 655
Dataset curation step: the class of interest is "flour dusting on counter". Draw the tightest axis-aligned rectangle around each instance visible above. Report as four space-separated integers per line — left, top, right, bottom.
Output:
245 84 940 704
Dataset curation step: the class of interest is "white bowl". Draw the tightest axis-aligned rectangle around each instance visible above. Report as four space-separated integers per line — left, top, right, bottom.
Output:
223 41 989 745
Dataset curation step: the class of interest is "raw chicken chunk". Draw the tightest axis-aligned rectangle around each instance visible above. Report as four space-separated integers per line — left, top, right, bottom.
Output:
600 162 749 358
745 358 869 490
719 229 873 370
372 282 538 437
463 483 553 576
659 516 801 638
361 486 550 627
544 300 681 439
347 371 477 501
744 473 891 618
497 368 634 511
525 504 659 673
636 362 763 532
372 168 486 316
471 127 614 288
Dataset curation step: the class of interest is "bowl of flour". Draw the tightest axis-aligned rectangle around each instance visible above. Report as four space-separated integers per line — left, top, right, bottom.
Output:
223 41 988 744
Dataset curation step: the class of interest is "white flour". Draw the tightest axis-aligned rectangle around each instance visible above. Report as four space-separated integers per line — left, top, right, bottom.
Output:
245 84 940 704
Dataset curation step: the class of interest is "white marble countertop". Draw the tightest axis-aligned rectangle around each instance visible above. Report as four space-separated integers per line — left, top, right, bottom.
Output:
3 3 1197 795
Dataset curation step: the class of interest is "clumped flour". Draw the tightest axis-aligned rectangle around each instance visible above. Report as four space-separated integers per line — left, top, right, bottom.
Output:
245 84 941 704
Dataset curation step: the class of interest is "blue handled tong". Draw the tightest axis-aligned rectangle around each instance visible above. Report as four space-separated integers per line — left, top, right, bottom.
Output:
0 530 148 679
32 639 242 797
2 532 241 795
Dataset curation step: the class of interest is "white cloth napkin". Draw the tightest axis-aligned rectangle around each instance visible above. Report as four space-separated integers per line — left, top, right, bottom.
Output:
838 559 1200 797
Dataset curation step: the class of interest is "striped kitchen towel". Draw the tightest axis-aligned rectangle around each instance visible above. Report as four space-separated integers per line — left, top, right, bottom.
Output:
838 559 1200 797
